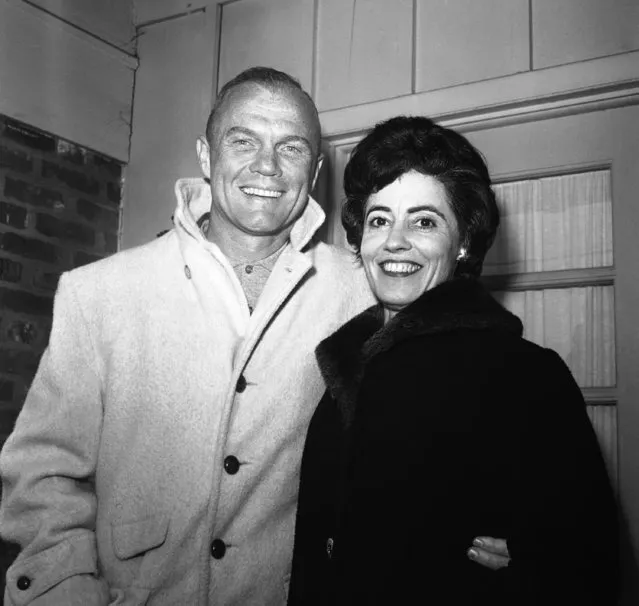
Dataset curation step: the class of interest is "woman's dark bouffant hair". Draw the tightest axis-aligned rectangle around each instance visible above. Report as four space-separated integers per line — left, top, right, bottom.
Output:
342 116 499 278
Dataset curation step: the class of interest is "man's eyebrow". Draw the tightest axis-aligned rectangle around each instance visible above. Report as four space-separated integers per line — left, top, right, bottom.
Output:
279 135 313 149
224 126 257 139
223 127 313 150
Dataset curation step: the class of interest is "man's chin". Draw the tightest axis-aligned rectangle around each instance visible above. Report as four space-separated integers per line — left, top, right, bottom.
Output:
239 214 298 237
241 221 291 237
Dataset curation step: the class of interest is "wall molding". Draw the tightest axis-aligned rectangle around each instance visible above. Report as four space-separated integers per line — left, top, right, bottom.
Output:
321 51 639 145
133 0 223 28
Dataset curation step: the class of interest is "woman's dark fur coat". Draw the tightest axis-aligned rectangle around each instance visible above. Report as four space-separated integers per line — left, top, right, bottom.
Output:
288 278 618 605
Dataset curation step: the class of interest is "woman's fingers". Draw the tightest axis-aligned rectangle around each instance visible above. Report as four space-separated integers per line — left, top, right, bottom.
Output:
466 536 510 570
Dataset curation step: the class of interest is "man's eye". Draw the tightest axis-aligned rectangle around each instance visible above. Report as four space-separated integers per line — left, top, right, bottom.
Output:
281 145 302 154
231 139 252 147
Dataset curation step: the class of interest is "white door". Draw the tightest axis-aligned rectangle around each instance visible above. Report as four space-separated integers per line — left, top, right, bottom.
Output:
322 105 639 599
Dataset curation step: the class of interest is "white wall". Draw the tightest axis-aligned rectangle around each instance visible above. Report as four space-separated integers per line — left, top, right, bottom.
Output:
0 0 135 162
27 0 136 53
120 8 218 249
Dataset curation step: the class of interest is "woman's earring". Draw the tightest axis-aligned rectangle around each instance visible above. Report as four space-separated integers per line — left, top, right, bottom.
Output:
456 248 467 261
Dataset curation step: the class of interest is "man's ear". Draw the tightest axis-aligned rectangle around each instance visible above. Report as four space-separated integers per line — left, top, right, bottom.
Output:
196 137 211 180
311 153 324 191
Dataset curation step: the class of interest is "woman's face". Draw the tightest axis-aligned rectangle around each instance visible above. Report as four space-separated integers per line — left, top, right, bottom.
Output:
361 170 460 322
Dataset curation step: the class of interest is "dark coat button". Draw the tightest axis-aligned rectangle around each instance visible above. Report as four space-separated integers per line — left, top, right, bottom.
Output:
236 375 247 393
326 537 334 559
210 538 227 559
17 576 31 590
224 455 240 475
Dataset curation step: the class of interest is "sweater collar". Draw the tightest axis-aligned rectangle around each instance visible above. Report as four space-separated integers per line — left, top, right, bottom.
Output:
316 278 523 428
172 177 326 252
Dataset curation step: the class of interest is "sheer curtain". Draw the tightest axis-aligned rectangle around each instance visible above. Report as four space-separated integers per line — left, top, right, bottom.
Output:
487 170 617 481
492 286 615 388
485 170 613 273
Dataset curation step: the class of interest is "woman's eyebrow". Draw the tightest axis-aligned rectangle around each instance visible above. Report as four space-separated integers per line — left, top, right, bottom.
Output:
407 205 447 221
365 204 391 217
366 204 448 221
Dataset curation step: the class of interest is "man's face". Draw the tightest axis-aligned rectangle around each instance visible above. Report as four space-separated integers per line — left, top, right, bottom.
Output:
197 83 323 239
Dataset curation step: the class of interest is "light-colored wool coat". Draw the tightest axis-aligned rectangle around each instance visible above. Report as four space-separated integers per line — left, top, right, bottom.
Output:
0 178 374 606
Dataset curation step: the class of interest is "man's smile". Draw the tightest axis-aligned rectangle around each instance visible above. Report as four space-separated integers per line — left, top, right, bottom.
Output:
240 186 283 198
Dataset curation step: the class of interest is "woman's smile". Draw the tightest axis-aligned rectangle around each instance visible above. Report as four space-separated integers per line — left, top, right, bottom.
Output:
378 261 422 276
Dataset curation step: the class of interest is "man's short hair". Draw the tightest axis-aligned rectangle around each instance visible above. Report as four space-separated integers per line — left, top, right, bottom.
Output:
205 66 320 150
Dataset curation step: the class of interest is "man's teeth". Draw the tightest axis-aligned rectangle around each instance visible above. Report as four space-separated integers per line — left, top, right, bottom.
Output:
381 262 420 274
241 187 282 198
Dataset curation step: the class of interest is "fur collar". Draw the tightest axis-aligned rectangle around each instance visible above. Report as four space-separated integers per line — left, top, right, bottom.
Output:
316 278 523 428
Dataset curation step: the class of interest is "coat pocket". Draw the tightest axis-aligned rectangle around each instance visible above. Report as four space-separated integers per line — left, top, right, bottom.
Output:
112 513 170 560
110 513 170 593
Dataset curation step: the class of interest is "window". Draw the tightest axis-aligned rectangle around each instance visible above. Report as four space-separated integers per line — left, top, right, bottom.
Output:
484 170 617 481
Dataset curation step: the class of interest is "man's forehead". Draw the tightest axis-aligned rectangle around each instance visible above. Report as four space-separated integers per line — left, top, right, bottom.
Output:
216 82 320 141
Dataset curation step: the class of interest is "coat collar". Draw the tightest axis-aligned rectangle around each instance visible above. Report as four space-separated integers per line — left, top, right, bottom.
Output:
316 278 523 428
172 177 326 253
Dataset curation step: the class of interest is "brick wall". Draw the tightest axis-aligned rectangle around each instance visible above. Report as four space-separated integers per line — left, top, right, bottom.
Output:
0 115 123 598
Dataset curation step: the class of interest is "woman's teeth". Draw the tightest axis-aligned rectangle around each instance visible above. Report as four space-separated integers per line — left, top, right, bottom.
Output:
380 262 421 275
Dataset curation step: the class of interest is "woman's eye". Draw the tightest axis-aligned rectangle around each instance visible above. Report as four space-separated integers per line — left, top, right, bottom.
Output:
369 216 388 228
416 217 435 229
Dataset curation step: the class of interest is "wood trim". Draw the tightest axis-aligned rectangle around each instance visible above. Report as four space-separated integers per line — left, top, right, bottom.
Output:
320 51 639 141
481 267 615 292
583 388 617 406
491 160 611 184
133 0 224 27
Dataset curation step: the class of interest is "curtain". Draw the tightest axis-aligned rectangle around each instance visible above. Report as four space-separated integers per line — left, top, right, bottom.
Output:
485 170 613 274
488 170 616 480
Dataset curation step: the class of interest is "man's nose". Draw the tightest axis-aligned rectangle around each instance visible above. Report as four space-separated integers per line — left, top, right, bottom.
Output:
384 224 411 251
250 146 281 176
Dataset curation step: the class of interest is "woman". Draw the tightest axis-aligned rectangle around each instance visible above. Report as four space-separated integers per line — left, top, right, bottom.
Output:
288 116 618 605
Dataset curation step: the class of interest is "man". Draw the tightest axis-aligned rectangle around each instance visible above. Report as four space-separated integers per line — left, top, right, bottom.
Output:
0 67 507 605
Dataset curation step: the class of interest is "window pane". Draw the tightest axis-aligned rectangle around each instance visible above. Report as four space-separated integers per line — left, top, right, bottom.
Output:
493 286 615 388
485 170 613 274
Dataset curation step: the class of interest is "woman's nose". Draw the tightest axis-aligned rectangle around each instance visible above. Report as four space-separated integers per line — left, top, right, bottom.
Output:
383 225 411 251
250 147 281 176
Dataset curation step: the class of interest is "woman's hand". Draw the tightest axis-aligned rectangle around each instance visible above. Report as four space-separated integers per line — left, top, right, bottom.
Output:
467 536 510 570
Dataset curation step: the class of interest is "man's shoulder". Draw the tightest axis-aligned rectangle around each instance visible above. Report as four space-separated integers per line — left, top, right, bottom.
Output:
307 241 373 307
309 240 361 273
64 231 178 291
